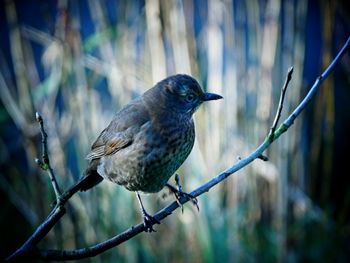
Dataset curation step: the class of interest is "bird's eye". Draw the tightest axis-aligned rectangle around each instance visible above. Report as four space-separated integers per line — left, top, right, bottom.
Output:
186 94 195 102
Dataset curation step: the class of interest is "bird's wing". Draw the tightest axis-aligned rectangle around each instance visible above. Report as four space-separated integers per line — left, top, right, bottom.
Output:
86 132 132 160
85 98 150 160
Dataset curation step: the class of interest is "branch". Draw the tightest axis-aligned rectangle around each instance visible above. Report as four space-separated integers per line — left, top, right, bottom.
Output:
270 36 350 142
269 66 294 137
35 112 62 201
6 36 350 261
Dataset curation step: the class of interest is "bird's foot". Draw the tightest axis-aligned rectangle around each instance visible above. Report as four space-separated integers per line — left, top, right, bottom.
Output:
142 211 160 233
136 191 160 232
166 174 199 212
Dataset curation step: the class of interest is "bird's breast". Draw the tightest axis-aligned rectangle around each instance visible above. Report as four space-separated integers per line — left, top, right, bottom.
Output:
138 117 195 192
100 117 195 193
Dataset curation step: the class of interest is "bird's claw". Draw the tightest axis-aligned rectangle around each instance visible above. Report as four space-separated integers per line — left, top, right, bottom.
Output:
166 176 199 212
174 190 199 212
142 212 160 232
136 191 160 232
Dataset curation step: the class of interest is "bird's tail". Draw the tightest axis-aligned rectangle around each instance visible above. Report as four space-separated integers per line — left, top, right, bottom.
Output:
58 168 103 204
79 168 104 191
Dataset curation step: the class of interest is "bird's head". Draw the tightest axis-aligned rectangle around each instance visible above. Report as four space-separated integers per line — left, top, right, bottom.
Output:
147 74 222 115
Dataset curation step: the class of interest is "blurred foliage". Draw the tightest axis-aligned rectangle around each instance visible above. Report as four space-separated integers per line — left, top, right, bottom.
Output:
0 0 350 262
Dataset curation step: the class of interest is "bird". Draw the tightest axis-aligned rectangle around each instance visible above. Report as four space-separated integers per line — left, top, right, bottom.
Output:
61 74 222 231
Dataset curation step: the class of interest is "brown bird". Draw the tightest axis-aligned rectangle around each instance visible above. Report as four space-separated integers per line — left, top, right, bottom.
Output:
63 74 222 231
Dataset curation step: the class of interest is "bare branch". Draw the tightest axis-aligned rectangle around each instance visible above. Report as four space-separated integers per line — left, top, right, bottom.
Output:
269 66 294 138
35 112 62 201
273 36 350 141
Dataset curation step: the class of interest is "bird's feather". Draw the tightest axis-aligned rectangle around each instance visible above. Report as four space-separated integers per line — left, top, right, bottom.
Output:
85 98 150 160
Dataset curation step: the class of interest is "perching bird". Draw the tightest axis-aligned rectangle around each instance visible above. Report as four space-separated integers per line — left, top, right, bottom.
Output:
63 74 222 231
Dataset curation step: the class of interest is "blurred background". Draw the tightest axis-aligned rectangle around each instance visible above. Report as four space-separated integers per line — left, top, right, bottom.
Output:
1 0 350 262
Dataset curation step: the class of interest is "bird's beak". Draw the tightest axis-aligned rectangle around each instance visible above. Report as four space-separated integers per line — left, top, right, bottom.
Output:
202 92 223 101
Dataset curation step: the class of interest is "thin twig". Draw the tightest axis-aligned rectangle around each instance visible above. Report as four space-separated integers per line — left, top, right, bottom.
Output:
269 66 294 138
6 36 350 261
257 154 269 161
35 112 62 201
